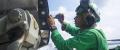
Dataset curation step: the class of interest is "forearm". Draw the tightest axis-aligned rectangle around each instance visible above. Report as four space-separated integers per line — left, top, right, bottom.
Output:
61 22 80 36
51 29 72 50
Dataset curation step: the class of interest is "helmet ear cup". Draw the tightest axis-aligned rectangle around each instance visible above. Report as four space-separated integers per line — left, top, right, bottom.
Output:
84 15 95 26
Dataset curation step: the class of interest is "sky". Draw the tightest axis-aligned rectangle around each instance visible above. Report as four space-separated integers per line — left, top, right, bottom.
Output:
39 0 120 50
97 0 120 40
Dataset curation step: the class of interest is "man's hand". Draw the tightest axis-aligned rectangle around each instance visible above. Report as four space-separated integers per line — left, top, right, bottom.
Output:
47 15 56 30
55 13 64 24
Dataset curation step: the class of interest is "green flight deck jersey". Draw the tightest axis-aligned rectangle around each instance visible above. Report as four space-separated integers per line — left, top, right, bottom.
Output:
51 23 108 50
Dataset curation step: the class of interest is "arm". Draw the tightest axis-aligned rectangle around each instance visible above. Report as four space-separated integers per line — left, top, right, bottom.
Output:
62 22 80 36
55 13 79 36
51 29 96 50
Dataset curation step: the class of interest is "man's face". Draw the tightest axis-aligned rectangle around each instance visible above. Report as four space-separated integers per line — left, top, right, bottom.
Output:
74 13 86 28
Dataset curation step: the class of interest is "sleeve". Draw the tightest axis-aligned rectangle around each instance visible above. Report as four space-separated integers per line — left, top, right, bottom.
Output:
51 29 96 50
62 22 80 36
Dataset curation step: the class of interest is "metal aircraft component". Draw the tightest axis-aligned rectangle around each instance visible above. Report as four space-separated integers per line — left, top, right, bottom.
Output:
0 0 38 11
0 0 50 50
38 0 50 47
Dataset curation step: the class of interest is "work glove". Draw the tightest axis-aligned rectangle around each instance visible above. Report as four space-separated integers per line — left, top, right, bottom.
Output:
55 13 66 30
55 13 64 24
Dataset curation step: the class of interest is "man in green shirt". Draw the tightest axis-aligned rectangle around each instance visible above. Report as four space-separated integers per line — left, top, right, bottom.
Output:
47 0 108 50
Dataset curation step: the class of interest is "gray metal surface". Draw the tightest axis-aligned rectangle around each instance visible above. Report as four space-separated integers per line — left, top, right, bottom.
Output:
0 0 38 11
0 16 7 35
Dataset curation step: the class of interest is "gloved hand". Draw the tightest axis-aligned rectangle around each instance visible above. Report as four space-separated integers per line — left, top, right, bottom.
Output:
55 13 64 24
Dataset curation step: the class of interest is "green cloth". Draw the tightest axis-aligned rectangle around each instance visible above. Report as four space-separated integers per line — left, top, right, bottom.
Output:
51 23 108 50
